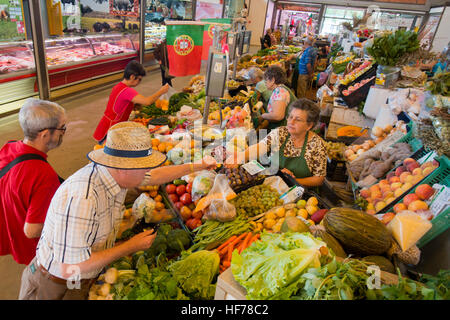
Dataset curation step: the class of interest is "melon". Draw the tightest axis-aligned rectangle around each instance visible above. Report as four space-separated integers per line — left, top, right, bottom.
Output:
323 208 392 255
361 255 396 274
312 229 347 258
281 216 310 233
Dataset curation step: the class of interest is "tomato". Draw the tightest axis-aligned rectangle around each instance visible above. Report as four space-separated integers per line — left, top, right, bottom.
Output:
176 185 186 196
192 218 202 229
180 193 192 205
180 206 192 221
192 210 203 220
174 201 184 211
166 184 177 194
186 182 193 194
168 193 179 203
185 218 196 230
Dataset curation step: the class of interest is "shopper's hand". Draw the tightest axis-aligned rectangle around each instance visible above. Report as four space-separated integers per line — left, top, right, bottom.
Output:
160 83 170 94
126 229 157 252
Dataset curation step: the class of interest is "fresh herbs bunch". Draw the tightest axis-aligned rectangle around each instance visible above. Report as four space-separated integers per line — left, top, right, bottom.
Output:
368 30 420 66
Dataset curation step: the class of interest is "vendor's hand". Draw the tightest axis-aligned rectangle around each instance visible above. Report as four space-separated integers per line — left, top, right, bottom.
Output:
126 229 157 253
160 83 170 94
281 168 295 178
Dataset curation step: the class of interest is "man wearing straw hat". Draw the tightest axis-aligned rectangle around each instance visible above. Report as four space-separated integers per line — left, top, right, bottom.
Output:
19 121 217 300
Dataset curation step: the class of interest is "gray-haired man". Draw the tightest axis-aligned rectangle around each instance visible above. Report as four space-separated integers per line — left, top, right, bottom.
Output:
0 98 66 267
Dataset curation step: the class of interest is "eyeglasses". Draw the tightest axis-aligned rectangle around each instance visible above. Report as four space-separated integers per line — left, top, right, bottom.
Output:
39 125 66 134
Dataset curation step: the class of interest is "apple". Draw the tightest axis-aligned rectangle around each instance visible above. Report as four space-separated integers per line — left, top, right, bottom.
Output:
385 197 396 205
381 185 392 194
367 203 375 211
390 182 403 191
433 159 440 167
389 176 401 184
369 184 381 194
375 201 387 212
400 172 411 183
379 179 389 187
422 166 435 176
386 172 396 180
406 162 420 173
403 158 416 166
408 200 429 211
393 203 407 213
403 193 420 207
421 162 434 170
405 174 414 184
395 166 406 177
394 188 404 198
381 212 396 225
411 174 424 185
412 168 423 176
415 184 435 200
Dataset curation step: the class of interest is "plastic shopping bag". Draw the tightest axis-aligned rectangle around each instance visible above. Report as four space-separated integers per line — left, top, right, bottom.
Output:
191 170 217 201
203 174 237 222
132 192 174 223
159 86 178 101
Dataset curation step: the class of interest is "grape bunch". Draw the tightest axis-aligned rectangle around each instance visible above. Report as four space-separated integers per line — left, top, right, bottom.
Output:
219 165 265 192
230 184 283 217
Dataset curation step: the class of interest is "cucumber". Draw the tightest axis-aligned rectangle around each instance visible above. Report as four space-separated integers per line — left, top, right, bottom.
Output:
173 179 187 186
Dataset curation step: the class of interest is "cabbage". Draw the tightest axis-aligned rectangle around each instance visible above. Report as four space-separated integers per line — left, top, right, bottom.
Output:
231 232 326 300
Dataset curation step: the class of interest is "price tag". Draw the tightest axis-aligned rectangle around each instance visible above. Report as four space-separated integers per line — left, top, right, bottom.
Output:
429 184 450 217
242 160 265 176
280 185 305 204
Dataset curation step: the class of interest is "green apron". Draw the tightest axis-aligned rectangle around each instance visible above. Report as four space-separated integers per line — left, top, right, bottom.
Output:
267 85 297 131
275 131 312 179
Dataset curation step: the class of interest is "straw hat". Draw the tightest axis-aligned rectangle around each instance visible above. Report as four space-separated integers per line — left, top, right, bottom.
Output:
87 121 167 169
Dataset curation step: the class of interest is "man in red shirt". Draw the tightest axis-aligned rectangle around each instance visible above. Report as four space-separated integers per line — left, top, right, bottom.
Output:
93 60 170 144
0 98 66 265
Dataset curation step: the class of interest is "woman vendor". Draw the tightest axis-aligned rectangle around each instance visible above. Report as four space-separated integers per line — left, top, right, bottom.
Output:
259 65 297 131
225 98 327 187
247 67 272 104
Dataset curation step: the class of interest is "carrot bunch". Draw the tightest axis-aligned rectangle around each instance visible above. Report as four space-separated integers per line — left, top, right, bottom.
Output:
133 118 150 126
215 232 260 274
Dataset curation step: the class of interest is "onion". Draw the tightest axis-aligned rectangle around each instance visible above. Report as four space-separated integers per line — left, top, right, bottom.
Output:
372 126 383 137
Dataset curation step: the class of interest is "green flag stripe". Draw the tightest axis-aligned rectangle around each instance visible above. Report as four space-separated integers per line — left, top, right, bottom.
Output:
166 24 204 46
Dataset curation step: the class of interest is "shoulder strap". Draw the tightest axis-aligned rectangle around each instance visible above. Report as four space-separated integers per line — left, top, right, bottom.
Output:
0 154 47 180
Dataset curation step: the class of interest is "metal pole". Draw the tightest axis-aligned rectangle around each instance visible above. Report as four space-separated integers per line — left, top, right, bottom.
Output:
202 95 211 124
29 0 50 100
139 0 146 64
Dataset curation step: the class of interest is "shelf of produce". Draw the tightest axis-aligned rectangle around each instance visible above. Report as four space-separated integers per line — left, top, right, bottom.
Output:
339 76 376 108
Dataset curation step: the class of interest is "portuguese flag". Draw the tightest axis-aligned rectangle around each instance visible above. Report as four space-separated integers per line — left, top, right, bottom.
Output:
166 21 205 77
200 18 232 60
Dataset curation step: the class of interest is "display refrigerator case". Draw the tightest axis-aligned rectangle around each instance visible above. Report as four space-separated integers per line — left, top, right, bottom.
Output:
40 33 138 90
0 41 37 110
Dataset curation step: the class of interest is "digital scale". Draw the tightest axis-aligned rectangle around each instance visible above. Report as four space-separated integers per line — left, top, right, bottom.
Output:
202 18 252 125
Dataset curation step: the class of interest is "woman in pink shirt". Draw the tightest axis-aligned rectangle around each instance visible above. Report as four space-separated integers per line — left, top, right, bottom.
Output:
93 61 169 143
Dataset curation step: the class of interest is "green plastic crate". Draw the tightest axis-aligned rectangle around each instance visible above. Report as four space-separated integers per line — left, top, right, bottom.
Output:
384 155 450 248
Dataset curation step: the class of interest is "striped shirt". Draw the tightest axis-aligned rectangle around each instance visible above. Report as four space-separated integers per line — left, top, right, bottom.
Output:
36 162 127 280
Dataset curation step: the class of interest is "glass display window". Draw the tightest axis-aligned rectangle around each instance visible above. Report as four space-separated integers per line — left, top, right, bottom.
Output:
88 33 135 56
41 36 95 66
195 0 223 20
320 6 365 35
0 40 34 74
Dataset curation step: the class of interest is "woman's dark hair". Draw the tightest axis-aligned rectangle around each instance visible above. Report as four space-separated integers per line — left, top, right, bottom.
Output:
264 65 286 85
123 60 146 80
288 98 320 127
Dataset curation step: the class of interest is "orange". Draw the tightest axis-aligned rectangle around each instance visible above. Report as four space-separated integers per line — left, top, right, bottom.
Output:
155 202 165 210
158 142 166 152
151 138 160 147
165 143 173 152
